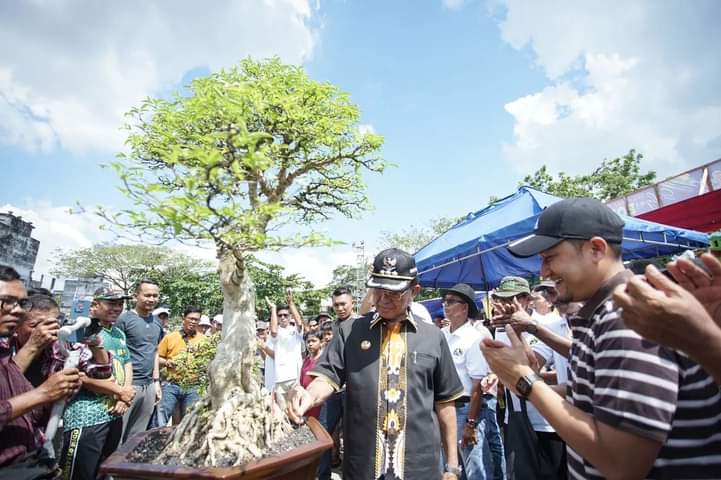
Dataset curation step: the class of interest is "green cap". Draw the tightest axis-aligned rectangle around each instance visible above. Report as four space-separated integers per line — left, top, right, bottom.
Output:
493 276 531 297
93 286 131 301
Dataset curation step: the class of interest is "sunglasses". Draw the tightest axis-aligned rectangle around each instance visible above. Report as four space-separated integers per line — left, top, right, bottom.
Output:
442 299 465 306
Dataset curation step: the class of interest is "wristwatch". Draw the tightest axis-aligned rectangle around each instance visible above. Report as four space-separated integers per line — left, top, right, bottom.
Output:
516 372 543 399
444 464 462 477
526 319 539 335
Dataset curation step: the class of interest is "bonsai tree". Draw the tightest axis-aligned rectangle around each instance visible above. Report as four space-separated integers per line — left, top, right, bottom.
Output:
103 57 385 466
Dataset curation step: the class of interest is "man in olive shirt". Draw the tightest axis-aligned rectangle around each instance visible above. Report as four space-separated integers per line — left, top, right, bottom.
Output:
288 248 463 480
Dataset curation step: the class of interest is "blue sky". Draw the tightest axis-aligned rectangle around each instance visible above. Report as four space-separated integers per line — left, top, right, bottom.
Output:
2 0 720 286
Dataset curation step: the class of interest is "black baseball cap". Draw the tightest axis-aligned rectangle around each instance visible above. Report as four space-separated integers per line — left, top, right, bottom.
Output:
508 197 624 258
366 248 418 292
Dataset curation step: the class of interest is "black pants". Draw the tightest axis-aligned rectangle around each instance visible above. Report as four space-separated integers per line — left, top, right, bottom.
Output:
60 418 122 480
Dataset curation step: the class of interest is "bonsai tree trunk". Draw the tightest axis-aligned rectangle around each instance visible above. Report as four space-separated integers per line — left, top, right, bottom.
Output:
208 251 259 408
155 250 290 467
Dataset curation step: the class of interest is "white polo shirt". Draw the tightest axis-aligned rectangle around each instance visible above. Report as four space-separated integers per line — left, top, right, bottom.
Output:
272 326 303 384
441 321 490 396
498 310 569 432
264 336 276 391
531 310 571 385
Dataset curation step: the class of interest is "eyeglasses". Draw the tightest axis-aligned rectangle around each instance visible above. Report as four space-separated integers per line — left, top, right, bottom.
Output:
442 299 465 306
377 288 409 301
0 295 33 312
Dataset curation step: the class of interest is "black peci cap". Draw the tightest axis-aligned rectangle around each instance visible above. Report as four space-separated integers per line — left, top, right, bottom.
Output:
366 248 418 292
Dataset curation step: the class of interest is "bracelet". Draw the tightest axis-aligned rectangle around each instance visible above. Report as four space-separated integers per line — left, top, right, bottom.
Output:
465 418 477 427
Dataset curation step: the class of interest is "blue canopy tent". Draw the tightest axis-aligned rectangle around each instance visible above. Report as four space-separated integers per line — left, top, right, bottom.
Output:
416 186 710 290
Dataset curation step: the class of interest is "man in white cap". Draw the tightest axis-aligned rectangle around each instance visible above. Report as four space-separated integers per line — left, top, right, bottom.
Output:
211 314 223 335
152 307 170 335
197 315 212 336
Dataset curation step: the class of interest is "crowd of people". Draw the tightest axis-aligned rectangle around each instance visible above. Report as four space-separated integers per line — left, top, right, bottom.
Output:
1 197 721 479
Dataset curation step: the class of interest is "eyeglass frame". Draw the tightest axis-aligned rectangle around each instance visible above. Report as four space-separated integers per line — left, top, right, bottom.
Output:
441 299 467 307
376 287 412 301
0 295 33 312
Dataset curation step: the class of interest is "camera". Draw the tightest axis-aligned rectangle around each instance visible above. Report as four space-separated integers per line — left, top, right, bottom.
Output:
82 317 102 340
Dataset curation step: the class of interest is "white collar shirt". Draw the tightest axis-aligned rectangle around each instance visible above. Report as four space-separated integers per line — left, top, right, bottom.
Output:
441 321 489 396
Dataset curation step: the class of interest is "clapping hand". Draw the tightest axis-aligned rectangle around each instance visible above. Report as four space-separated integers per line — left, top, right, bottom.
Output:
667 253 721 326
265 296 276 310
286 287 294 305
491 298 533 334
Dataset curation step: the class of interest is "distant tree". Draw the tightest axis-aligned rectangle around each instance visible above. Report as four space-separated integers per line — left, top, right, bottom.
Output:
521 149 656 201
52 244 210 295
156 269 224 320
103 57 385 466
329 264 359 289
249 257 326 321
380 216 461 254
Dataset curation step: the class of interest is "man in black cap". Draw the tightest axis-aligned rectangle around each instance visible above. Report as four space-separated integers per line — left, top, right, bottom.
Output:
440 283 498 480
482 198 721 479
288 248 464 480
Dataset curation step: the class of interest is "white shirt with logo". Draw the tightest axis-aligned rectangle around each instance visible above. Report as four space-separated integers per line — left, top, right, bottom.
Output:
441 321 491 396
497 310 569 432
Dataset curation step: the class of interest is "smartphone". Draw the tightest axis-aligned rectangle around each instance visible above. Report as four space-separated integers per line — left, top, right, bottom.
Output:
661 256 711 283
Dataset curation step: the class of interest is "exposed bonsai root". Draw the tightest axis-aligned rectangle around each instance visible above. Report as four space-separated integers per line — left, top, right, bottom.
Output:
155 388 291 467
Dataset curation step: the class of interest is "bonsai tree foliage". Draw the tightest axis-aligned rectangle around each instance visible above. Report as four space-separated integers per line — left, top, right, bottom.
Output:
104 57 385 466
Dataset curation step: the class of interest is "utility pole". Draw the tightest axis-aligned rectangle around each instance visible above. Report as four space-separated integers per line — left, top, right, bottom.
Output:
352 241 366 309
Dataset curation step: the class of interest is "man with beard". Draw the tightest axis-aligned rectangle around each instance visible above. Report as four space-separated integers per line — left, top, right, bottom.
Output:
116 279 163 443
483 198 721 479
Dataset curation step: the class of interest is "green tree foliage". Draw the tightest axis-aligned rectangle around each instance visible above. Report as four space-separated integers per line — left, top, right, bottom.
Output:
248 257 326 321
521 149 656 201
380 216 461 254
156 269 224 320
330 264 360 288
173 334 221 395
104 57 386 257
52 243 210 295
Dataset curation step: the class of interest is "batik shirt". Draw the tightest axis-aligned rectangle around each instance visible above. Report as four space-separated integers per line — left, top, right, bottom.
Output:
63 325 129 431
311 310 463 480
0 337 45 467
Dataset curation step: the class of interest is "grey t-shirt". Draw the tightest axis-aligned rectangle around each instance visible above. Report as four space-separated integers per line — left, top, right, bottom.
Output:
116 310 164 386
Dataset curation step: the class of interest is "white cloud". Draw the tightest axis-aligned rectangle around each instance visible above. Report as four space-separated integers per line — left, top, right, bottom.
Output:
497 0 721 177
0 0 318 153
258 247 358 287
358 123 376 135
443 0 468 11
1 203 111 286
